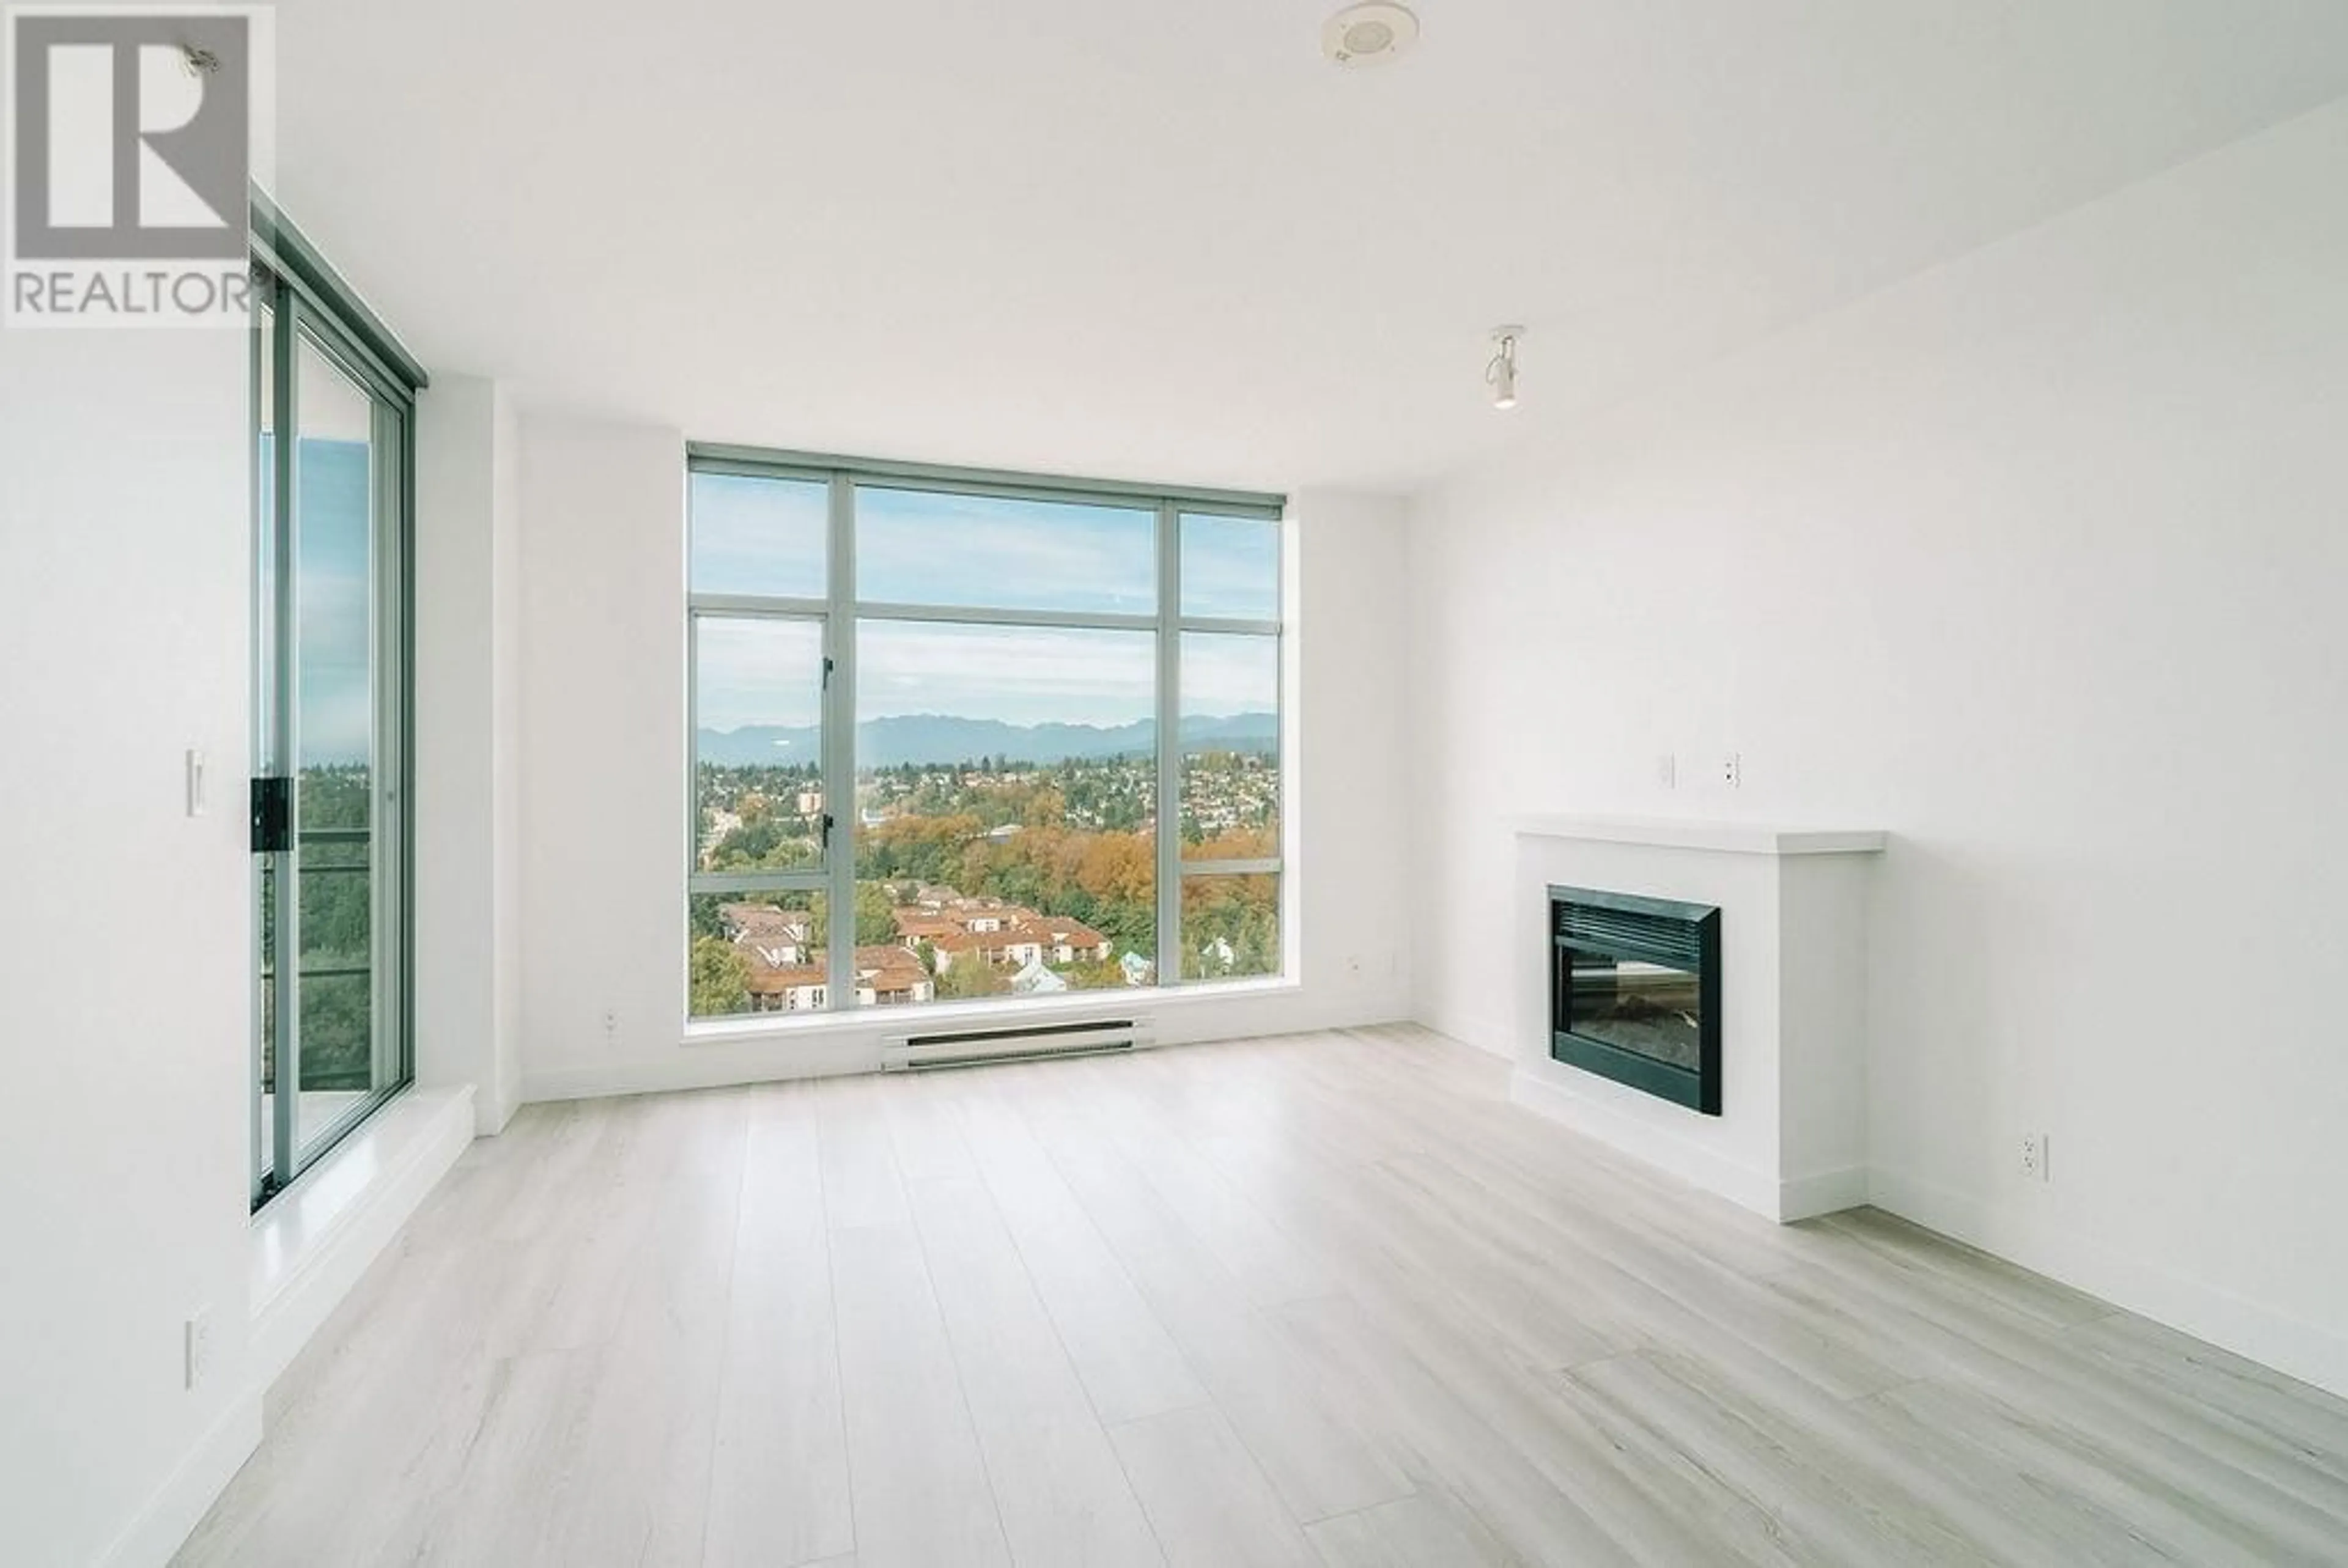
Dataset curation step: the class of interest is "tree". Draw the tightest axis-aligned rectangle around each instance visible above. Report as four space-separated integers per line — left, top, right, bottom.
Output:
687 893 728 940
690 936 751 1016
707 815 819 872
1065 956 1125 991
855 882 899 945
936 957 1008 999
811 882 898 948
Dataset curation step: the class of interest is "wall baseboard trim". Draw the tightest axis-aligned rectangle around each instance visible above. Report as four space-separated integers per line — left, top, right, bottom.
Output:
1482 1081 2346 1399
523 1042 876 1103
476 1081 520 1138
249 1086 476 1392
522 1000 1414 1105
1780 1164 1869 1221
106 1089 476 1567
1417 1004 1510 1061
96 1388 261 1568
1869 1165 2348 1402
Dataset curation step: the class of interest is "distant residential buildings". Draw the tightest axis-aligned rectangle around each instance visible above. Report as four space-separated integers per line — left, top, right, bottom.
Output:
891 887 1112 974
717 886 1117 1011
717 901 937 1010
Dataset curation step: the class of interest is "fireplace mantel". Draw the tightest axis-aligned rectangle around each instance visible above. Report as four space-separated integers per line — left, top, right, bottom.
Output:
1515 815 1886 857
1510 817 1886 1222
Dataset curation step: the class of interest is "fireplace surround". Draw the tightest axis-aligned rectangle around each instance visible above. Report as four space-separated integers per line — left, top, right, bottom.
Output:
1512 816 1885 1221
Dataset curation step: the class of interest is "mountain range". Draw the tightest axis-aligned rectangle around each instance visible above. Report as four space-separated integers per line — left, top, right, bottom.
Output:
696 712 1276 768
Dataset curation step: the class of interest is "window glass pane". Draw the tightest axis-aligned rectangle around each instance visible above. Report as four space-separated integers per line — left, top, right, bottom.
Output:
855 619 1157 1001
855 485 1155 616
1180 512 1279 620
695 617 827 872
1180 631 1279 861
295 976 374 1144
692 471 828 598
690 889 830 1018
292 333 383 1159
294 335 375 785
1181 873 1280 981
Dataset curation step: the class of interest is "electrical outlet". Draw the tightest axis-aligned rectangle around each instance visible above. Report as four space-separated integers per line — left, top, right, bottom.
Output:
185 1307 213 1391
1656 753 1677 789
2020 1132 2050 1182
603 1008 619 1044
1721 753 1742 789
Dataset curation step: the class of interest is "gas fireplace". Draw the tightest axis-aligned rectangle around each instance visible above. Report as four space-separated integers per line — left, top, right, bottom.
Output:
1549 885 1721 1115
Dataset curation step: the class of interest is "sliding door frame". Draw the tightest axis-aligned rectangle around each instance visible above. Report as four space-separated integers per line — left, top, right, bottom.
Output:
249 199 427 1209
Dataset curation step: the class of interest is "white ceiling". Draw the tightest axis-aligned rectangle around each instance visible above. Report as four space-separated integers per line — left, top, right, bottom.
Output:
270 1 2348 494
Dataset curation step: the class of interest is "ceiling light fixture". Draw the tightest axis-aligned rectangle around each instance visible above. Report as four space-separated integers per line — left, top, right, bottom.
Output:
1323 2 1420 67
1486 326 1524 410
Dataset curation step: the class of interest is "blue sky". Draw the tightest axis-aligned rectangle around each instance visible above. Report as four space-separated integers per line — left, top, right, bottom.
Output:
260 331 384 768
858 486 1157 614
696 619 1277 733
689 472 827 597
294 469 1281 762
257 436 375 765
692 475 1280 732
857 621 1154 729
1180 512 1280 619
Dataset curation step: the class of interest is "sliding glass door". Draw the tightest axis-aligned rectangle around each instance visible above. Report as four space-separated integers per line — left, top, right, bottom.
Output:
249 234 418 1207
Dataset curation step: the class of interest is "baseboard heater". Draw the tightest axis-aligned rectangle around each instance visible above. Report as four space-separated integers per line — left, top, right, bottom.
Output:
882 1016 1147 1072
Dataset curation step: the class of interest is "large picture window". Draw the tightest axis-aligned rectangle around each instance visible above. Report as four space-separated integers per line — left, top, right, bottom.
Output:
687 452 1284 1019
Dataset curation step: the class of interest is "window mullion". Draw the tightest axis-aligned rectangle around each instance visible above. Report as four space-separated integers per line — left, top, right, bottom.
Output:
846 599 1157 635
1176 615 1281 638
689 591 832 619
684 611 701 904
268 275 301 1197
1156 499 1181 988
825 473 857 1012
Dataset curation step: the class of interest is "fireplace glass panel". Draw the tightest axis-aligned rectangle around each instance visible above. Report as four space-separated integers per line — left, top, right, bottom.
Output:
1559 951 1704 1073
1549 886 1720 1115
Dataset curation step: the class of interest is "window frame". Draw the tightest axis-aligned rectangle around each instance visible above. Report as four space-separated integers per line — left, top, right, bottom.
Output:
685 445 1286 1020
249 194 427 1209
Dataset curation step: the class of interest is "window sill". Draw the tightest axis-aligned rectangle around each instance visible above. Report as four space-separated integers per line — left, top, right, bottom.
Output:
684 975 1301 1046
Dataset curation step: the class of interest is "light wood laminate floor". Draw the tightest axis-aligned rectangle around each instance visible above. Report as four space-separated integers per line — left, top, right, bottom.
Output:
180 1026 2348 1567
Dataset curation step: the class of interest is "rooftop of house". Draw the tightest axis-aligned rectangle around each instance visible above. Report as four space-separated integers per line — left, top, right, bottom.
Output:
740 943 933 995
897 896 1110 954
719 902 814 940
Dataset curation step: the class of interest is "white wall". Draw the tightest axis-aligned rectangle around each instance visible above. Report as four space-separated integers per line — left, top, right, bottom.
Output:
413 375 524 1133
0 331 259 1564
0 321 521 1568
492 392 525 1124
514 413 1412 1096
1407 101 2348 1396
